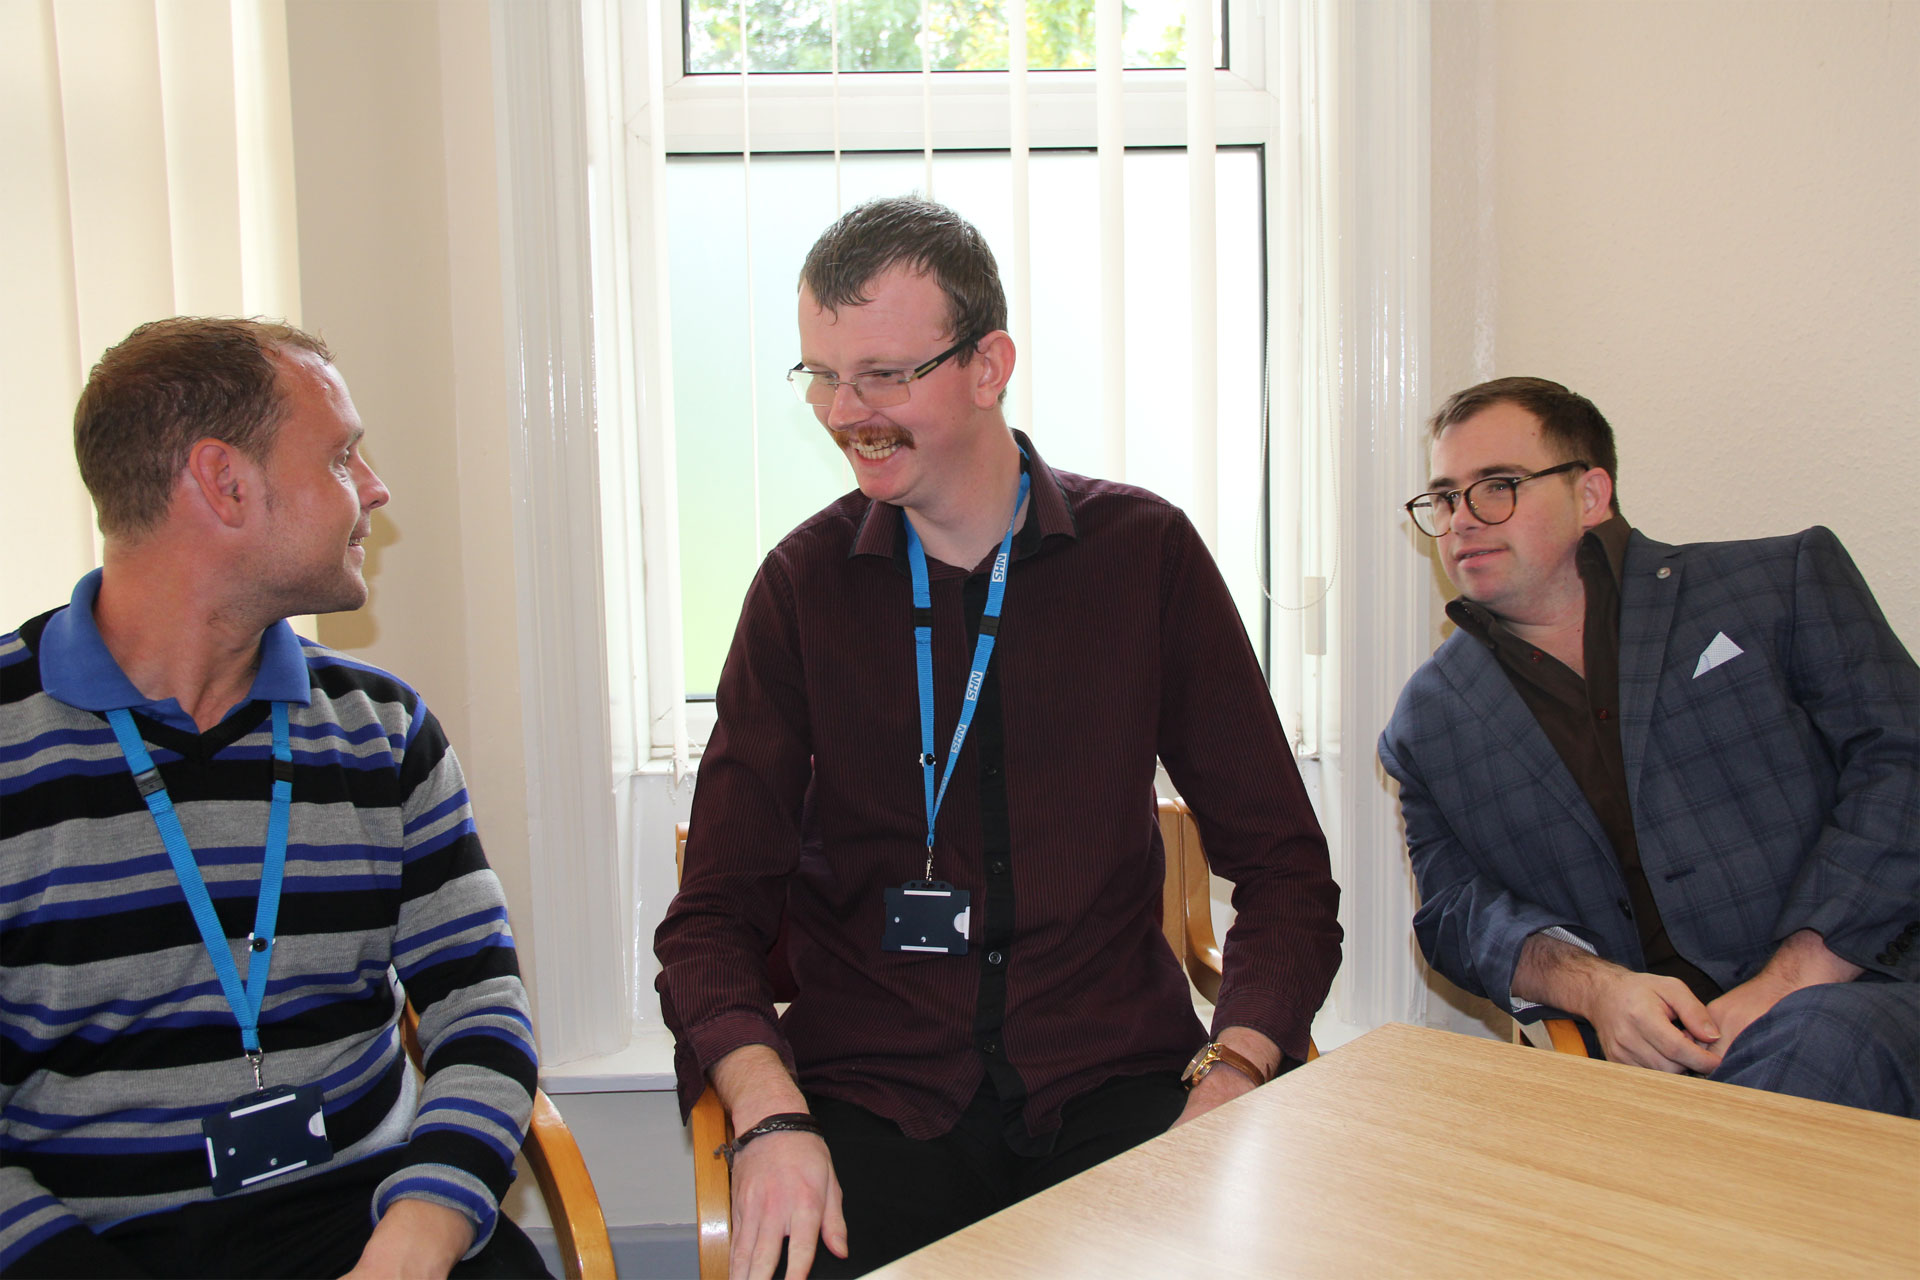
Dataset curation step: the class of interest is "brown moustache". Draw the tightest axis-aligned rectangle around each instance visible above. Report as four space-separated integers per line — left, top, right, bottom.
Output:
829 428 916 451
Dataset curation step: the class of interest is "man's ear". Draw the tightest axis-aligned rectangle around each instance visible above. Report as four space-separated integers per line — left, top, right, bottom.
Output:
183 438 256 529
1578 465 1615 530
969 331 1017 408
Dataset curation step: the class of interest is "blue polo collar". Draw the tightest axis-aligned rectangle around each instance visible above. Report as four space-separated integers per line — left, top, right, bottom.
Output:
40 569 312 733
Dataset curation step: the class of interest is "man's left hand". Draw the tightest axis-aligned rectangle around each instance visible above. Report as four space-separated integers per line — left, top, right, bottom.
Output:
1171 1026 1282 1128
1705 929 1861 1058
340 1198 475 1280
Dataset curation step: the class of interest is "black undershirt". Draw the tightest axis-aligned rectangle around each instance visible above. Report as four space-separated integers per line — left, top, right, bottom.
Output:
1449 515 1721 1006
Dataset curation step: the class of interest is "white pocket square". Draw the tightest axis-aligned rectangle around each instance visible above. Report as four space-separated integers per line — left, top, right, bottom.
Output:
1693 631 1745 678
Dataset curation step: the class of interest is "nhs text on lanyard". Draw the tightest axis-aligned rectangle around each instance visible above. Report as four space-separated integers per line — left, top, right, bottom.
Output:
108 704 334 1195
881 468 1030 957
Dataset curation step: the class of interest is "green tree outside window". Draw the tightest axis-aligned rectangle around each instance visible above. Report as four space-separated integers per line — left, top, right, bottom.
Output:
686 0 1207 74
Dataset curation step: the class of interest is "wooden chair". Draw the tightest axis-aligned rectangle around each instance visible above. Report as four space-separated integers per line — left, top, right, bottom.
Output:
679 803 1317 1278
1156 798 1319 1066
673 826 739 1280
1511 1015 1592 1056
399 1004 615 1280
1155 796 1224 1003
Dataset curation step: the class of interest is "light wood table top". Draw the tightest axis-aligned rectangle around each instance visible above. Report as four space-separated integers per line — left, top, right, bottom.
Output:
868 1022 1920 1279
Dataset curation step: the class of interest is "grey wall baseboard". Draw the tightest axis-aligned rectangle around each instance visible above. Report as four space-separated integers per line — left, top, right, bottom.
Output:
522 1223 699 1280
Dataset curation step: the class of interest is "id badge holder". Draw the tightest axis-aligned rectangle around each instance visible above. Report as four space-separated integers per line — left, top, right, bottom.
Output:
202 1083 333 1196
882 881 971 954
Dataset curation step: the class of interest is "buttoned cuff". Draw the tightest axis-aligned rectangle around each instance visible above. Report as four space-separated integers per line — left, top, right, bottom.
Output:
676 1010 794 1121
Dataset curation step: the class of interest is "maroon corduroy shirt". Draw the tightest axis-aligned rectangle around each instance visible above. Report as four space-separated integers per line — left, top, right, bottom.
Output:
655 432 1342 1143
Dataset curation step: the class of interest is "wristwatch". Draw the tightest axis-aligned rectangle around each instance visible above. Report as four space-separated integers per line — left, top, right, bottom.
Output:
1181 1040 1270 1090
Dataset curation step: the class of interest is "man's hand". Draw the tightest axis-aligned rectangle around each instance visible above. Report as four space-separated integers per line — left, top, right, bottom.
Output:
1514 933 1721 1074
1706 929 1861 1056
1584 967 1723 1073
728 1128 845 1280
1172 1026 1281 1128
339 1198 473 1280
711 1045 848 1280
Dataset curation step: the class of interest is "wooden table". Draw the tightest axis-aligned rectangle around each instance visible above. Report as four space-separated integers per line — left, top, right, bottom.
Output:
868 1022 1920 1279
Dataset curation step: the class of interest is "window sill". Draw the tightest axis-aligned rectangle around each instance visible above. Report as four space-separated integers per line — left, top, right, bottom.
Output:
637 752 701 776
540 1025 680 1094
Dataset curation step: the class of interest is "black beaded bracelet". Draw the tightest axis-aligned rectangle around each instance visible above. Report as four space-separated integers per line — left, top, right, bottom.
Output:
717 1112 823 1169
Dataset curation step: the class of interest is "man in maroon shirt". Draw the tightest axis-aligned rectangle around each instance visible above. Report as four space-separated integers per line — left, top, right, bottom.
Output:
656 196 1341 1279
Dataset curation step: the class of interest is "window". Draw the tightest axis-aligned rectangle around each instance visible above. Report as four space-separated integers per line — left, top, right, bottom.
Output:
684 0 1220 73
608 0 1336 758
667 147 1271 697
523 0 1436 1060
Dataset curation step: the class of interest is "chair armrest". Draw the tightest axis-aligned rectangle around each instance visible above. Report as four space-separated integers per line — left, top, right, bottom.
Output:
403 1002 614 1277
1540 1017 1591 1057
690 1085 734 1280
1183 919 1224 1004
523 1090 616 1280
1158 797 1226 1004
1178 804 1223 1003
1513 1015 1593 1057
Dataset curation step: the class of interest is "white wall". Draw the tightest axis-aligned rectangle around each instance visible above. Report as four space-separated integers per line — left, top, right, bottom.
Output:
1421 0 1918 1043
1432 0 1919 648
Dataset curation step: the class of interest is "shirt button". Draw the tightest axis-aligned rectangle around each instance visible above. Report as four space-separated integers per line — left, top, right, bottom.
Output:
1596 708 1611 721
1529 650 1542 663
983 762 1001 778
981 1041 1000 1056
990 860 1008 876
987 950 1005 966
1617 898 1633 918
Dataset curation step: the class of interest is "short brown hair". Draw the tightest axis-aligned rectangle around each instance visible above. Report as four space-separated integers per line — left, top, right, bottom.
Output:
74 316 331 538
1429 376 1620 513
798 196 1007 361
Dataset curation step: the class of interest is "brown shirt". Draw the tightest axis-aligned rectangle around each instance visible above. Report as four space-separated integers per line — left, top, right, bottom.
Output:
1448 515 1721 1004
655 433 1342 1143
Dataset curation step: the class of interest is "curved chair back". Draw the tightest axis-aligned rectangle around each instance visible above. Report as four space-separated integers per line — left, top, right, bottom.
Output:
400 1004 615 1279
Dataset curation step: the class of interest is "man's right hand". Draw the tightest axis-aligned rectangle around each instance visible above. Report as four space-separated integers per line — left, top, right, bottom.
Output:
1513 933 1723 1075
711 1045 849 1280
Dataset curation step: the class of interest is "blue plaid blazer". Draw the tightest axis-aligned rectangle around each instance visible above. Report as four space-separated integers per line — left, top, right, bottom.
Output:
1378 526 1920 1012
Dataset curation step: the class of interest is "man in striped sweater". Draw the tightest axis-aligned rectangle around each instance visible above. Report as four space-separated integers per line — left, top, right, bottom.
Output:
0 318 544 1278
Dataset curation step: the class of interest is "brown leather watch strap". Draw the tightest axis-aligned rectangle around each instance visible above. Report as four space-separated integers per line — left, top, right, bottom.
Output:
1182 1040 1270 1089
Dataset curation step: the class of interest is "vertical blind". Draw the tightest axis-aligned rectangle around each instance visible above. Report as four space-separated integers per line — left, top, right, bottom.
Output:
651 0 1240 771
1 0 302 626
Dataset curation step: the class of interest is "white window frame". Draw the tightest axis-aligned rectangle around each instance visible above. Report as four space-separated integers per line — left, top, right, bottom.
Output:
499 0 1436 1064
620 0 1308 759
642 0 1276 150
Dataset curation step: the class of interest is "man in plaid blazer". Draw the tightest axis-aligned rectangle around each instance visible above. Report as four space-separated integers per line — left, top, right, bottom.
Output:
1378 377 1918 1116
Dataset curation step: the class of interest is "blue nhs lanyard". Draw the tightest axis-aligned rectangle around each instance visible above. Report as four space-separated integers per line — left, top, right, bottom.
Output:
107 703 293 1087
906 468 1031 883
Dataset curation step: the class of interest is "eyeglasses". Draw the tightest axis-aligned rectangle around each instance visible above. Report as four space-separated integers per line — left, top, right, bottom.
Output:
1404 460 1588 537
787 336 976 410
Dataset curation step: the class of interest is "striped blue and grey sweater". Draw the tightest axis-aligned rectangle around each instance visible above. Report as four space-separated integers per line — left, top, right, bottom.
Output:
0 574 538 1274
